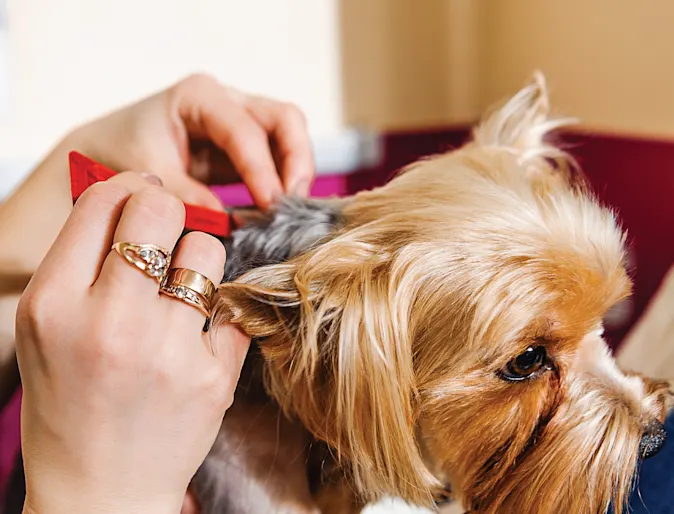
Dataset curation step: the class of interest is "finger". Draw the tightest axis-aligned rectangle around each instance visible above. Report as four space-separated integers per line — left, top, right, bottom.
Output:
30 172 158 291
246 97 315 197
208 323 250 375
166 174 224 212
96 187 185 294
161 231 226 331
174 75 283 209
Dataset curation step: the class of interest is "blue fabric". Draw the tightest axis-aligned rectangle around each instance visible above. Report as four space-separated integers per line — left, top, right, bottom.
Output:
625 414 674 514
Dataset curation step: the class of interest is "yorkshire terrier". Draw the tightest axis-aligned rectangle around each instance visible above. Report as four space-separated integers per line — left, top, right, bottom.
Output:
190 73 672 514
3 74 670 514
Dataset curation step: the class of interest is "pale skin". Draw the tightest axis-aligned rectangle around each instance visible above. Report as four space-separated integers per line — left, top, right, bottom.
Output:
0 74 315 513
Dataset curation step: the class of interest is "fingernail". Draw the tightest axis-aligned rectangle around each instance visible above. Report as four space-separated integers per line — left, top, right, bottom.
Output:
140 173 163 187
269 188 284 206
292 179 311 197
210 192 227 211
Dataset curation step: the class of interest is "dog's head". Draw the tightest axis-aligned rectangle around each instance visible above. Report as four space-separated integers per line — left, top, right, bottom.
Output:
214 73 671 513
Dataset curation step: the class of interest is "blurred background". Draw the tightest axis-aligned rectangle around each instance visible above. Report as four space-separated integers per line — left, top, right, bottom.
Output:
3 0 674 188
0 1 673 512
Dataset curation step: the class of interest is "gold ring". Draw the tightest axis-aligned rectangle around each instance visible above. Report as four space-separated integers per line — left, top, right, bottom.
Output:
159 268 215 318
111 242 171 282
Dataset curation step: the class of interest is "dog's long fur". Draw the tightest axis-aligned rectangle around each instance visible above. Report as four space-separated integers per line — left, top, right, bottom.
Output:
198 73 670 514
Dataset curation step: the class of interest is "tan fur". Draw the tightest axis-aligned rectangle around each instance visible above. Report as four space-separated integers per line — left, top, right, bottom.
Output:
212 73 670 513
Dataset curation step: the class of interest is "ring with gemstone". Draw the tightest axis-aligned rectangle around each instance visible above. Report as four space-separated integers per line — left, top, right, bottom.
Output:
159 268 215 318
111 242 171 282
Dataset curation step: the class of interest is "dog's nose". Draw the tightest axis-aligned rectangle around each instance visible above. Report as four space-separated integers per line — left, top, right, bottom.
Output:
640 421 667 459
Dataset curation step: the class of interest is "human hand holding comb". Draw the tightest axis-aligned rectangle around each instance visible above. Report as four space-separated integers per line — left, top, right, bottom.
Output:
0 75 314 513
0 73 315 277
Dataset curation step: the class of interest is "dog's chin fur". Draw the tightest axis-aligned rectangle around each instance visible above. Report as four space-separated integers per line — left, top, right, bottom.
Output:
204 73 670 514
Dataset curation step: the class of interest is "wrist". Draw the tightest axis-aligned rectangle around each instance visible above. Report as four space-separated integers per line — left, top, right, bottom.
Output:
23 484 183 514
22 456 185 514
23 501 181 514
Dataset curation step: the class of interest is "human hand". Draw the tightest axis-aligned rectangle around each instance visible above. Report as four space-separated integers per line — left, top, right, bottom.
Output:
15 172 249 514
0 74 313 279
71 74 315 210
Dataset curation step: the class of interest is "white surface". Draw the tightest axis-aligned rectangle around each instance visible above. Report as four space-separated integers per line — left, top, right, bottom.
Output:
0 158 33 199
0 0 8 117
312 128 382 176
0 0 344 163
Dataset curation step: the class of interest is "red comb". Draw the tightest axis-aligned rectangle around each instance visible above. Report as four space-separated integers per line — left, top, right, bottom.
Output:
69 152 232 237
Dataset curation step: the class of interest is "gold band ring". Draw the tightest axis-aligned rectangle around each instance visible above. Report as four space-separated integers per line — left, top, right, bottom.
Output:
159 268 216 318
111 242 171 282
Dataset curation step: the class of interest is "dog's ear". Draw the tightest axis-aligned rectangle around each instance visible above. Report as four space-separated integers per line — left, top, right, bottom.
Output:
471 72 579 185
473 71 573 150
213 235 437 503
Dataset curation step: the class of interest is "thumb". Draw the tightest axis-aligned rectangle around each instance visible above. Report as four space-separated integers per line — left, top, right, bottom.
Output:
167 175 225 212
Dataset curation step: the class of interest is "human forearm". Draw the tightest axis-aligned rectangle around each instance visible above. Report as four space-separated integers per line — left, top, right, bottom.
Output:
0 135 76 276
0 135 77 377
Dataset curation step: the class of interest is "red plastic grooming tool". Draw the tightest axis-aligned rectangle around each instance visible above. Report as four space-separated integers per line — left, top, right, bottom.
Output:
69 151 232 237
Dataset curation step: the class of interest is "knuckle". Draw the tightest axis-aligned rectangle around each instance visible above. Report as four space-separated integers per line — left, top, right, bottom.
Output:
17 289 53 334
176 73 218 95
77 181 131 210
182 232 226 264
279 102 306 126
203 365 235 411
128 187 185 225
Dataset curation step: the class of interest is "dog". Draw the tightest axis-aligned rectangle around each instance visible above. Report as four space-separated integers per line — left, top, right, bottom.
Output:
3 73 670 514
192 73 671 514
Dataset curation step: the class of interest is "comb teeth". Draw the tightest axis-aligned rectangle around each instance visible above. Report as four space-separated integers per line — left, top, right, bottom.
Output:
68 151 232 238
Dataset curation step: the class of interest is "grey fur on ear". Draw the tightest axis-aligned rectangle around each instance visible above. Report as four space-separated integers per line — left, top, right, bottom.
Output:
224 197 346 281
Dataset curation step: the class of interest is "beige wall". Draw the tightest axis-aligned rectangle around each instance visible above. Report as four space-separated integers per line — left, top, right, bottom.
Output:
341 0 674 137
0 0 342 163
339 0 481 130
481 0 674 137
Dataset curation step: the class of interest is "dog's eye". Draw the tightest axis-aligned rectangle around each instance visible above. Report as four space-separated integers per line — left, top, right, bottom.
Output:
502 346 547 381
